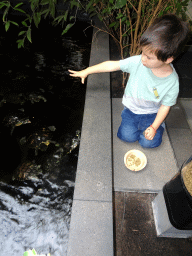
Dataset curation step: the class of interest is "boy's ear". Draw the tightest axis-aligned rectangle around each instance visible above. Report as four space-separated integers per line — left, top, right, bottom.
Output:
165 57 174 64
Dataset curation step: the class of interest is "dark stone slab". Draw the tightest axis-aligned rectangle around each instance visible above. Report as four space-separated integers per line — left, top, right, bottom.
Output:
114 192 192 256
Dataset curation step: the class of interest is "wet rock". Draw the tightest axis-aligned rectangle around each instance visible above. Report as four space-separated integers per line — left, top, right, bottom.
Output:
3 110 31 135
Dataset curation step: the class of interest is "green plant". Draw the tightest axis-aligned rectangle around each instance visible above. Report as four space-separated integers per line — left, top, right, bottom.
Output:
0 0 191 86
83 0 192 85
0 0 191 52
84 0 191 57
0 0 80 48
23 248 51 256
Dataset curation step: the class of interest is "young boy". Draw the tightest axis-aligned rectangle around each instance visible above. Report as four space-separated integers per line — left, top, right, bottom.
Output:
69 14 189 148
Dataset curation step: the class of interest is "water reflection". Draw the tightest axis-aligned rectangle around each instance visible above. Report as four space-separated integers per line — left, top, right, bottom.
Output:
0 179 70 255
0 21 92 255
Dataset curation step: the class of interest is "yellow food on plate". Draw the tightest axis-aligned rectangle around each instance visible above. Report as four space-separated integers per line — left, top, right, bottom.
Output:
124 150 147 171
126 154 141 168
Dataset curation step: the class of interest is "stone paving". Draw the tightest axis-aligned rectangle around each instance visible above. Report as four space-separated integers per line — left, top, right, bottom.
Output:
67 19 113 256
67 14 192 256
112 98 178 193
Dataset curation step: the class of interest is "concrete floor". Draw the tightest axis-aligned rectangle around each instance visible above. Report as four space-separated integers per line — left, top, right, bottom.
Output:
114 192 192 256
112 16 192 252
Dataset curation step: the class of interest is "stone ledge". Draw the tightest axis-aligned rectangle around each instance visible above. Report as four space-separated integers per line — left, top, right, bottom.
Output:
67 19 113 256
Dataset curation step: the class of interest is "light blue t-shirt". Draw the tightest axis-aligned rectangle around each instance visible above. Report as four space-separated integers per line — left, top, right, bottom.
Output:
120 55 179 114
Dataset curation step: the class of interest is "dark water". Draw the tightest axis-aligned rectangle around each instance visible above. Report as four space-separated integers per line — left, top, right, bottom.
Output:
0 17 92 255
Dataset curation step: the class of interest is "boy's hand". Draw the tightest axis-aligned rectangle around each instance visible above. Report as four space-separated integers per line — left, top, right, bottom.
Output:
144 127 156 140
68 69 88 84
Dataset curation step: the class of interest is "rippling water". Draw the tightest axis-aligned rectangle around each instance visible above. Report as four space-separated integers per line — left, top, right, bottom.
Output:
0 18 92 255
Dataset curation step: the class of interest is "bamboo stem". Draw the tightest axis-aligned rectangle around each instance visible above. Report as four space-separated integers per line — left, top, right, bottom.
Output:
127 0 138 14
126 3 133 56
148 0 163 27
119 9 124 59
132 0 143 55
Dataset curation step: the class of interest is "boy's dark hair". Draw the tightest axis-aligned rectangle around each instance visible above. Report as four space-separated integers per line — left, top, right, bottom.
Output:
140 14 189 62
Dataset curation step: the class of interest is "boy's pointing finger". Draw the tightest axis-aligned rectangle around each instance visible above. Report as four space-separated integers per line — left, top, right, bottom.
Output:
68 69 77 76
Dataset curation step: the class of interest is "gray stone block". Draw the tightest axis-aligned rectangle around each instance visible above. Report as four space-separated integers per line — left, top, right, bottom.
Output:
112 98 178 192
67 21 113 256
166 127 192 169
166 102 189 129
73 94 112 201
67 200 113 256
180 99 192 131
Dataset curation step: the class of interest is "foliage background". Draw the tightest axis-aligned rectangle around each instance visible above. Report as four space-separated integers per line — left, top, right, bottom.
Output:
0 0 191 87
0 0 191 54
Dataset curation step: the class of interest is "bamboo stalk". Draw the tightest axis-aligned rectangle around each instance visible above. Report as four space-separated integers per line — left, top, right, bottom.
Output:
148 0 163 27
127 0 138 14
119 9 124 59
126 3 133 56
132 0 143 55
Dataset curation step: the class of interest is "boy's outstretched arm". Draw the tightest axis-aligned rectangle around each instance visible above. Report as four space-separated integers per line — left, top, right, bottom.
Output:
69 60 120 84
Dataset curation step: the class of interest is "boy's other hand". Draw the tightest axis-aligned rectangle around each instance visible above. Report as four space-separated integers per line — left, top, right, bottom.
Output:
144 127 156 140
68 69 88 84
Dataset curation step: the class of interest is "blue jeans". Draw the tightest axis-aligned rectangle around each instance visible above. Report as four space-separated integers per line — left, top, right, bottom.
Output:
117 107 164 148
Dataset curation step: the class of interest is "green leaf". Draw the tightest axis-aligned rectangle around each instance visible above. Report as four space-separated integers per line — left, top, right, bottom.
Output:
70 15 75 21
41 8 49 15
54 15 63 24
63 10 68 21
34 12 41 28
44 9 50 18
0 2 9 8
89 12 97 18
23 249 37 256
14 8 26 14
3 6 9 22
10 21 19 26
164 6 171 12
114 21 120 30
116 13 124 19
70 0 80 9
121 16 127 23
31 249 37 255
27 28 32 43
31 0 40 10
102 8 109 15
86 0 93 12
22 21 28 27
158 10 163 17
109 21 116 28
115 0 127 9
5 21 10 31
40 0 49 5
97 14 103 21
61 23 74 35
50 3 55 18
17 39 25 48
25 14 32 23
18 30 26 36
126 20 130 27
15 2 23 8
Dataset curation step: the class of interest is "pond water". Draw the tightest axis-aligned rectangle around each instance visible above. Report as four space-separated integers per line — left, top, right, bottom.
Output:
0 17 92 256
